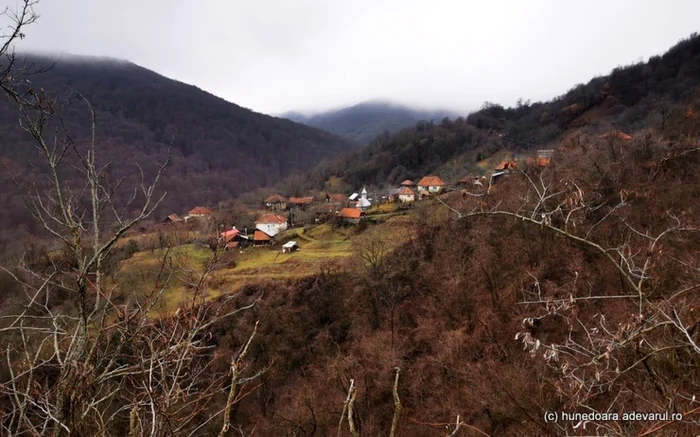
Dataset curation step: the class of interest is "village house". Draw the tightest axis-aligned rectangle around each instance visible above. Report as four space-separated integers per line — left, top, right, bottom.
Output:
490 159 518 185
536 149 554 166
252 228 274 245
255 214 288 237
314 202 338 223
264 194 287 211
219 226 249 249
162 214 183 224
337 207 365 225
288 196 315 209
325 193 347 206
398 186 415 203
185 206 213 221
417 176 445 195
355 187 371 210
494 160 518 172
400 179 415 187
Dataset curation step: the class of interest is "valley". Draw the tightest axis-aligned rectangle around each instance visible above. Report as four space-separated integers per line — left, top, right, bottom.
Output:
1 5 699 434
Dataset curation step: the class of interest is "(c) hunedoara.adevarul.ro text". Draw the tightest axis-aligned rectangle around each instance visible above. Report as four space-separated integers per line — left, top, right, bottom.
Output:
543 411 683 423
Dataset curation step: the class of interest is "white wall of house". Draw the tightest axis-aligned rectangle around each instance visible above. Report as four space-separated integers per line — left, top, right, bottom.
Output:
255 221 288 235
417 185 443 193
399 194 415 202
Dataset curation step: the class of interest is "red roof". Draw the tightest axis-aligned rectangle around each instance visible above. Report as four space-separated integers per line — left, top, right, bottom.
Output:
265 194 286 203
495 160 517 171
165 214 182 222
188 206 213 216
400 179 414 186
288 196 314 205
399 187 414 195
338 208 363 219
220 229 240 241
417 176 445 187
327 193 347 203
255 214 287 224
253 230 272 241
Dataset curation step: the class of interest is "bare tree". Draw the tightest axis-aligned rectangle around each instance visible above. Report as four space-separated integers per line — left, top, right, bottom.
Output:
0 5 262 435
457 143 700 435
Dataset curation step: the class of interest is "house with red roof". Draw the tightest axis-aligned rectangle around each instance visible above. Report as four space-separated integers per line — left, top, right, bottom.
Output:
416 176 445 195
398 186 415 203
219 226 249 249
255 214 288 236
337 208 365 225
288 197 315 208
253 229 274 245
162 214 183 224
185 206 213 221
265 194 287 211
325 193 347 205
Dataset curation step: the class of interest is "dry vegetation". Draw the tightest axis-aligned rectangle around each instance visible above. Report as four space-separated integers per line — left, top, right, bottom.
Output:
2 3 700 436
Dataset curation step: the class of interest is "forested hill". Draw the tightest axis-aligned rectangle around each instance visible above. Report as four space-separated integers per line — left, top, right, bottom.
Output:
281 100 458 144
0 54 357 240
288 33 700 193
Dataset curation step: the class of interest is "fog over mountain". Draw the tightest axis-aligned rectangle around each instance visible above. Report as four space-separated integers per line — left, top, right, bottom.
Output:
280 100 460 144
8 0 700 114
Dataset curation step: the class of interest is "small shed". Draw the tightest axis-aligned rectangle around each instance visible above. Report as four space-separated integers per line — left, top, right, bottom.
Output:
282 241 300 253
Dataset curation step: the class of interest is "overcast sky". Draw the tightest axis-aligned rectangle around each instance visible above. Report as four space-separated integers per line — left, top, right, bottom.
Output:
5 0 700 115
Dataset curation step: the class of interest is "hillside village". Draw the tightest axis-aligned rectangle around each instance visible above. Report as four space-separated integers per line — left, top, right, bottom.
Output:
158 146 573 254
4 2 700 435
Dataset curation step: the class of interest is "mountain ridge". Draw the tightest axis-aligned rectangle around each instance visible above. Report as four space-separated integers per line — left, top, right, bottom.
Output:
0 53 358 250
280 100 461 144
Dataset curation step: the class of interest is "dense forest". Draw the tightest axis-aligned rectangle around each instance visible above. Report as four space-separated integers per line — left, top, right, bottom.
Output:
282 33 700 194
0 54 357 254
281 100 458 144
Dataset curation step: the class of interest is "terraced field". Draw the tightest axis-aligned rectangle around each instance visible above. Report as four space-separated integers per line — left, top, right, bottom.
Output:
114 215 416 315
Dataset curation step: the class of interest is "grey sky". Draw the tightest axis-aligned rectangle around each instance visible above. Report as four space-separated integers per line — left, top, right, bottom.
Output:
6 0 700 115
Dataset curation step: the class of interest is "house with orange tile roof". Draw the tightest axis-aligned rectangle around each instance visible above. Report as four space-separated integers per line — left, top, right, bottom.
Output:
288 196 315 208
494 160 518 172
219 226 249 249
162 214 183 223
264 194 287 211
253 229 274 245
337 208 365 225
325 193 347 205
185 206 213 221
416 176 445 195
255 214 288 236
398 186 415 203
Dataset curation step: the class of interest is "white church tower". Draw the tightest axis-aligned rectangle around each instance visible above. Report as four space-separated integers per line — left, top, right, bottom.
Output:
356 187 371 210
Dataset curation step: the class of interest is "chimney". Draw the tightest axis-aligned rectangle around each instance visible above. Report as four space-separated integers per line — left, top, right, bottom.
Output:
232 225 236 230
